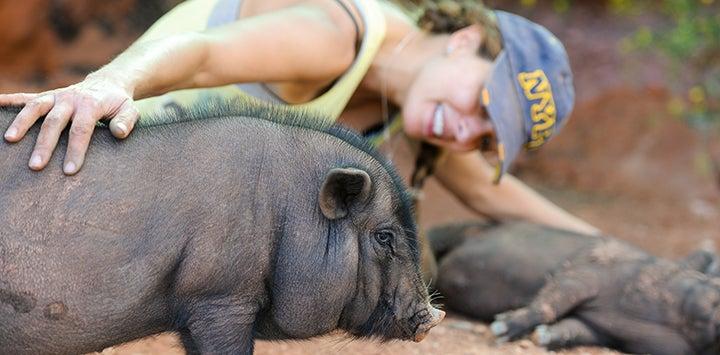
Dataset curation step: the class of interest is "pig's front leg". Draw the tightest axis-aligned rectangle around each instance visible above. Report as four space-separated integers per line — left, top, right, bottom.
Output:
618 323 694 355
681 248 720 277
531 317 607 350
491 272 599 342
178 328 200 354
181 296 259 355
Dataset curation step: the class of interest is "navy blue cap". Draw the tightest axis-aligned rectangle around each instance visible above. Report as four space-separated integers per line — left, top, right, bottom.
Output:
482 11 575 183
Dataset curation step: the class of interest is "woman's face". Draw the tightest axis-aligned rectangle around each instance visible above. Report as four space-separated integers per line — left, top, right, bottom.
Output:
402 48 496 152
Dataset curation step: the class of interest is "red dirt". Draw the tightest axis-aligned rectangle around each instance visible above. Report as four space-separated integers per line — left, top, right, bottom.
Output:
1 1 718 354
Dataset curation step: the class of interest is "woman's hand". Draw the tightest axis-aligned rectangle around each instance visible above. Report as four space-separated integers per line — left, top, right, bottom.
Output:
2 74 139 175
0 1 361 176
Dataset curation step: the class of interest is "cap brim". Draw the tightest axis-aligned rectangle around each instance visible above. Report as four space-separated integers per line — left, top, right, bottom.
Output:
484 51 525 184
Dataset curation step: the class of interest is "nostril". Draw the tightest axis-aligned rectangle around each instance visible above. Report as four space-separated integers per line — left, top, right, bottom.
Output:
430 307 446 325
412 306 445 342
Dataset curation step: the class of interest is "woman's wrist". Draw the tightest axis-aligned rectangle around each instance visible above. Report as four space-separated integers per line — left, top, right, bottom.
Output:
86 69 137 99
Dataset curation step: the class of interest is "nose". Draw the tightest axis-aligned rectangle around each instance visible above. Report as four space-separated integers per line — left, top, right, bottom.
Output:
455 116 494 144
413 306 446 342
430 307 446 325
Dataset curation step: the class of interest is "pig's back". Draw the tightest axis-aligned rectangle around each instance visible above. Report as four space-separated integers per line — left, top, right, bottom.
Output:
0 107 355 353
478 222 599 268
432 222 597 320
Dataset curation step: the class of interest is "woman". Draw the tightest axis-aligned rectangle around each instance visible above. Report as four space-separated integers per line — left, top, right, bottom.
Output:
1 0 599 238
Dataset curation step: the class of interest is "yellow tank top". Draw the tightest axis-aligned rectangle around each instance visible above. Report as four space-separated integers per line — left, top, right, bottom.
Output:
134 0 387 126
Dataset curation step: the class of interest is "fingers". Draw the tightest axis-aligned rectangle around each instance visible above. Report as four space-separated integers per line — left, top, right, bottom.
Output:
108 100 139 139
3 85 137 174
4 94 54 142
63 103 99 175
0 93 38 106
28 101 75 170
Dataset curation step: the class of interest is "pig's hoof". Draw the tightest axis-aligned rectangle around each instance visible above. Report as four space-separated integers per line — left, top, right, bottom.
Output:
490 320 508 337
490 309 538 342
707 259 720 277
494 335 510 345
494 312 510 321
532 325 551 346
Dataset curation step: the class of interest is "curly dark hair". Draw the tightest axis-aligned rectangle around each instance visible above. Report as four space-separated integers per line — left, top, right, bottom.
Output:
390 0 503 59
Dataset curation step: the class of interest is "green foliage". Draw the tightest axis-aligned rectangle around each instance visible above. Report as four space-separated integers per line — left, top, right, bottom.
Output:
518 0 570 12
618 0 720 126
631 1 719 60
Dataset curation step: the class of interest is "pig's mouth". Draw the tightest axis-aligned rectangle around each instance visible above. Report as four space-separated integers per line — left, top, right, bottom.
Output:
410 306 445 342
350 300 445 342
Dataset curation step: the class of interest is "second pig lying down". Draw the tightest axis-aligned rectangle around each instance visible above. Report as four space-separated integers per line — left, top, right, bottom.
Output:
428 221 720 355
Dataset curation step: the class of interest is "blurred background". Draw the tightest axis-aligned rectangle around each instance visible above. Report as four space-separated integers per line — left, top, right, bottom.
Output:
0 0 718 354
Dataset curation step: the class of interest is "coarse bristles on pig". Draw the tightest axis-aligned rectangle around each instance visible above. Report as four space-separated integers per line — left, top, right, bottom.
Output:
0 99 444 355
429 221 720 355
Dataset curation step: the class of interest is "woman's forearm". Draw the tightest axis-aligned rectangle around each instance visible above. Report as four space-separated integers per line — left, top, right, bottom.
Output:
434 151 601 236
93 4 357 102
469 173 601 236
94 32 210 100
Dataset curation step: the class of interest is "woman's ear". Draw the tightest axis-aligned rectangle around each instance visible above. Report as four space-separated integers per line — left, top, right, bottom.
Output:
447 24 483 55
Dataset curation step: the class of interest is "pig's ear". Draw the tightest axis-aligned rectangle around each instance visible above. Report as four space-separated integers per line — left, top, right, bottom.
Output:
319 168 372 220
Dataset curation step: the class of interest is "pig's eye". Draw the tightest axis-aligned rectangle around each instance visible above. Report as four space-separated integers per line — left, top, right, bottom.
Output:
374 230 395 246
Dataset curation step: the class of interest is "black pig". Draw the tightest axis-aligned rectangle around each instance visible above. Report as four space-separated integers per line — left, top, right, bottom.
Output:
429 221 720 355
0 101 444 355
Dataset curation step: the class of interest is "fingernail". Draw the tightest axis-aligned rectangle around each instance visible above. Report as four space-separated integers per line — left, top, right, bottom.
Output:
64 162 77 175
29 154 42 169
4 127 16 139
116 122 127 136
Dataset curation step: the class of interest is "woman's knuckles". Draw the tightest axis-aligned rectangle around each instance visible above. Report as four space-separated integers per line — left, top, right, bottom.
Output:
69 122 94 137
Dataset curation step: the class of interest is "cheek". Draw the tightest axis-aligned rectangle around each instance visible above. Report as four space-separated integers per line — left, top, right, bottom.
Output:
402 110 423 138
402 96 432 139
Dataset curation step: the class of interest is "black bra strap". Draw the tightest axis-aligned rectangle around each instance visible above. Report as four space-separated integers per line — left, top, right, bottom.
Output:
333 0 361 53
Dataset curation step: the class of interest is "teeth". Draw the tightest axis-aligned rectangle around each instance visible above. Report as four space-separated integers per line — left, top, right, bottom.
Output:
432 104 444 137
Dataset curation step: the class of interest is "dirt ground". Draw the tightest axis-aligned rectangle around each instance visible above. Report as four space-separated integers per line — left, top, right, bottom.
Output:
1 1 718 354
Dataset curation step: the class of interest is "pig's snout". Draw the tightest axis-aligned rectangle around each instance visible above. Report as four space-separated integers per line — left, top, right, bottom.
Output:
413 306 445 342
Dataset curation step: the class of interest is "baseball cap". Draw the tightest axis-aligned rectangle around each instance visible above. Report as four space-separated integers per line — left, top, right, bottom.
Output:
481 11 575 183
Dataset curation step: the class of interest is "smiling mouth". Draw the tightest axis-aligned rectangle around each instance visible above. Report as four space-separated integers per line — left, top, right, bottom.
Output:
432 104 444 137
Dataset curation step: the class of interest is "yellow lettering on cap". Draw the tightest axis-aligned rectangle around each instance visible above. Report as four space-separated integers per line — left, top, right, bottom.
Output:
492 143 506 183
481 88 490 106
517 70 557 149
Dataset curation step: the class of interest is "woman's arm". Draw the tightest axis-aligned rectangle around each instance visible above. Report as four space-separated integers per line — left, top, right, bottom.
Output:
2 1 358 174
433 150 601 236
126 3 359 99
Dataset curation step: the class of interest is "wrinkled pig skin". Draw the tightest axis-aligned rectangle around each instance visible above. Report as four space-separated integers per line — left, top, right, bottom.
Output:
429 221 720 355
0 104 444 355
